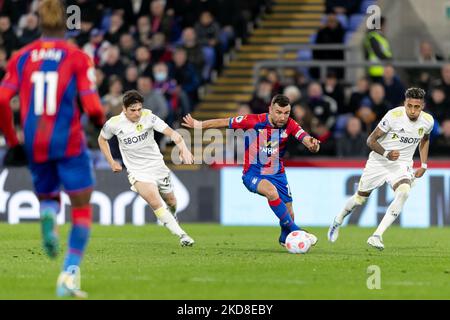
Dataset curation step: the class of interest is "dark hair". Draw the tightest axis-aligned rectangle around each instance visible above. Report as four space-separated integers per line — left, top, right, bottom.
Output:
123 90 144 108
405 87 426 100
271 94 290 107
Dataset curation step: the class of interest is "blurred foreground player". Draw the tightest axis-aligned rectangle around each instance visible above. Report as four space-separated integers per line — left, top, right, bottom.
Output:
182 95 320 247
0 0 105 297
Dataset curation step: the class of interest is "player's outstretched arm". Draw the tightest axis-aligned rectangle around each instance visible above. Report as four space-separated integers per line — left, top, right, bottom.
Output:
97 134 123 172
415 134 430 178
162 127 194 164
367 127 399 161
182 114 229 129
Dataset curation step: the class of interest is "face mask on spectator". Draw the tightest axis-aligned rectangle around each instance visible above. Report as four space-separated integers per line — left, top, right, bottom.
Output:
155 72 167 82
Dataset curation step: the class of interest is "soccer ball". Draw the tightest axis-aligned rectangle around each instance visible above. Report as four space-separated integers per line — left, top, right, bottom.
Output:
285 230 311 254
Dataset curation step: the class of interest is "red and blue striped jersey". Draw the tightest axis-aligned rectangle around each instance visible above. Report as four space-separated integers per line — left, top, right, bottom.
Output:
0 38 104 163
229 113 309 175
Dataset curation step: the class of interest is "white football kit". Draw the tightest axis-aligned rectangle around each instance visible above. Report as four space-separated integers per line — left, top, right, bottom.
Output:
101 110 173 193
358 107 434 192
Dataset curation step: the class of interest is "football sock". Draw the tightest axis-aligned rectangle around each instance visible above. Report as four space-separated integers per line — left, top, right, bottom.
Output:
335 193 368 224
374 184 410 237
63 205 92 271
269 198 300 232
40 199 59 228
154 206 185 237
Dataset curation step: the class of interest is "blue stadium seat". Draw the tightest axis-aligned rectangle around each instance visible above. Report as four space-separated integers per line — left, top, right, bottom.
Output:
309 32 317 43
360 0 377 13
298 49 312 60
349 14 365 31
344 31 354 43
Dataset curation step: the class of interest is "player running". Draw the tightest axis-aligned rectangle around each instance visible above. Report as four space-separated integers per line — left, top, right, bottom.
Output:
328 88 434 250
182 94 320 246
0 0 105 297
98 90 195 247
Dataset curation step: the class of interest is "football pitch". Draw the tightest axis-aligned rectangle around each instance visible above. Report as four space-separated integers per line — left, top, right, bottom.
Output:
0 224 449 300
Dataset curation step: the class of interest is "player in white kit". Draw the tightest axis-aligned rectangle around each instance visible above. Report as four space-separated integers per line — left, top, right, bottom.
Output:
98 90 195 246
328 88 434 250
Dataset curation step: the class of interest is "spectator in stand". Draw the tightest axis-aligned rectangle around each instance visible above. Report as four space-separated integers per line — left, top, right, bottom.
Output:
137 75 169 121
382 64 405 107
104 12 127 45
311 14 345 79
195 11 223 75
135 15 152 46
0 47 7 80
325 0 362 16
83 28 110 67
292 102 316 134
169 47 201 107
363 16 392 82
181 27 207 82
266 69 283 95
150 0 179 43
74 18 94 48
95 67 109 97
0 15 19 58
283 85 302 106
432 64 450 99
322 71 345 114
306 82 338 129
359 83 391 121
123 65 139 91
410 40 444 90
248 78 273 114
430 119 450 157
119 33 137 66
135 46 153 77
101 45 126 79
336 116 369 158
152 62 191 125
311 122 336 156
237 103 252 116
293 70 309 98
102 75 124 117
348 76 370 114
150 32 173 64
426 86 450 124
18 13 41 46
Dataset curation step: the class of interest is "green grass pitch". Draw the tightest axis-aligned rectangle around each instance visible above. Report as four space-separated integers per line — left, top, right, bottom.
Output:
0 224 449 299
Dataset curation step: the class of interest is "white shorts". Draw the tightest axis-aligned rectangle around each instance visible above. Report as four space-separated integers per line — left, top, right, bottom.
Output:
358 158 414 192
127 166 173 194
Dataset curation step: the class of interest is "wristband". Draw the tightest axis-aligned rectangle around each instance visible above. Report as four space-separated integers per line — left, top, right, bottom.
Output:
421 163 428 169
383 150 390 158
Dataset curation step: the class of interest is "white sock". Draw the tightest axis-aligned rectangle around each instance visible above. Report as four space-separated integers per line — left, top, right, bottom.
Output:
374 184 410 237
335 193 368 224
154 207 185 237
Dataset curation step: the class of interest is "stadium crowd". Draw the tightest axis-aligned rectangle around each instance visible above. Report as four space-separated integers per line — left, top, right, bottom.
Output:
1 0 449 165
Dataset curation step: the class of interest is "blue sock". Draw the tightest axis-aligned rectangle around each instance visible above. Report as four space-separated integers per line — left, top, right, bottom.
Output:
269 198 300 232
63 224 90 271
63 206 92 272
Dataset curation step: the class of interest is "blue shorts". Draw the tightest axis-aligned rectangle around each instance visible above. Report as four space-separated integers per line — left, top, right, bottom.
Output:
242 172 293 203
28 150 95 197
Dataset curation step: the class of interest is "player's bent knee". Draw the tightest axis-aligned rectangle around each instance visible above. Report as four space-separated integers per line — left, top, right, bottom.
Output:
354 194 368 205
395 184 410 200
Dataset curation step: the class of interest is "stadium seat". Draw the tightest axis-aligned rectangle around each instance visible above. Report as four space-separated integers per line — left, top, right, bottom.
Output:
349 14 365 32
344 31 354 43
360 0 377 13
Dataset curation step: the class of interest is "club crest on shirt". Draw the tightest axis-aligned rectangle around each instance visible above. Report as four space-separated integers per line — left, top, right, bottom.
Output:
418 128 424 136
280 130 288 138
136 124 143 132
